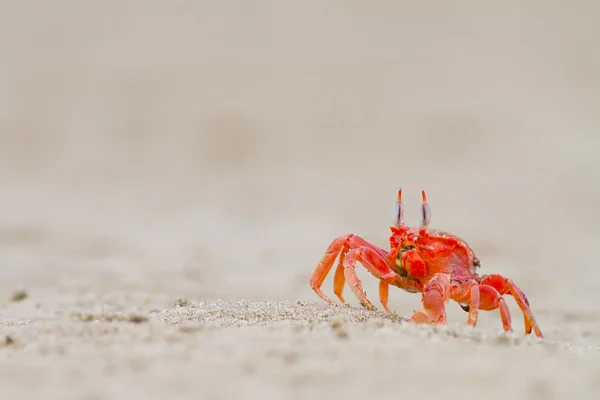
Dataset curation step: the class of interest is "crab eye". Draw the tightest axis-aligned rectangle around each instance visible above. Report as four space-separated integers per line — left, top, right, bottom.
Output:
420 190 431 231
393 188 404 227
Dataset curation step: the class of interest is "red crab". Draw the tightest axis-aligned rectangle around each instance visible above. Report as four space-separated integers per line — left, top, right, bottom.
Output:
309 189 543 338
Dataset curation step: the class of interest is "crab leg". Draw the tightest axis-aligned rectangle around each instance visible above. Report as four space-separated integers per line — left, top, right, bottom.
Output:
341 244 405 310
445 278 482 327
310 235 348 306
334 251 393 311
480 274 543 338
332 249 350 304
477 284 513 333
309 234 406 310
341 249 376 310
410 273 451 325
412 274 484 328
379 281 390 312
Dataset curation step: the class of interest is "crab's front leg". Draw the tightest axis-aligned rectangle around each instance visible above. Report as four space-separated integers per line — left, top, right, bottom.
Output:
409 273 483 327
410 273 452 325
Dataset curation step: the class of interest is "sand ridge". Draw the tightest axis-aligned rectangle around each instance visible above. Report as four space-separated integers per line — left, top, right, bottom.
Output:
1 299 599 399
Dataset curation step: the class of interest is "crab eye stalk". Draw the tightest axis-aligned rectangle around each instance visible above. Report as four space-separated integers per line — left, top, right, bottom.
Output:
419 190 431 232
393 188 405 227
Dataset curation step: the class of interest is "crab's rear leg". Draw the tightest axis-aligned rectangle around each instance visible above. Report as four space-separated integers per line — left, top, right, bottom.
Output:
481 274 543 338
379 281 390 312
477 284 514 333
449 279 482 328
310 234 398 310
341 244 403 310
333 246 394 311
309 235 348 306
332 250 349 304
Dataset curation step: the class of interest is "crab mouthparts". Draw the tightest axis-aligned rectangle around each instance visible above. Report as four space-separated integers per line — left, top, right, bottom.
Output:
394 253 410 277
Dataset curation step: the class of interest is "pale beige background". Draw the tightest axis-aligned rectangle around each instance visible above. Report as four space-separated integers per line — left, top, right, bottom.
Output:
0 1 599 399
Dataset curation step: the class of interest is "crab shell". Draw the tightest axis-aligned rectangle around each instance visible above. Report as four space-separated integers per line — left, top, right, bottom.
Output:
389 226 482 282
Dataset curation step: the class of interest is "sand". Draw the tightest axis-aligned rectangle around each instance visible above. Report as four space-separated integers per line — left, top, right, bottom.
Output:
1 1 600 399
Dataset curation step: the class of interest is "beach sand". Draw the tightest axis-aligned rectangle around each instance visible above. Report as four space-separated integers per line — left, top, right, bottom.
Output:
1 1 600 399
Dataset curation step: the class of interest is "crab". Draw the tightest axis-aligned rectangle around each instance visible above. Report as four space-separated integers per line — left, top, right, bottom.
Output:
309 189 543 338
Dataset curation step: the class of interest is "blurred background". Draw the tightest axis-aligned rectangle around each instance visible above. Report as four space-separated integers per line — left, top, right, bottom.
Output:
0 1 599 337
